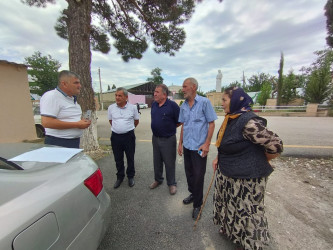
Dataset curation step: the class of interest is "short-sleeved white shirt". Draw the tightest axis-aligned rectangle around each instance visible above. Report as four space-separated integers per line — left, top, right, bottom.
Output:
108 102 140 134
40 88 83 139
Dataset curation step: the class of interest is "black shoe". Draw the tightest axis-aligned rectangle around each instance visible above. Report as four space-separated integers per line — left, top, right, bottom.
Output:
128 178 135 187
114 179 123 189
183 194 194 205
192 207 201 220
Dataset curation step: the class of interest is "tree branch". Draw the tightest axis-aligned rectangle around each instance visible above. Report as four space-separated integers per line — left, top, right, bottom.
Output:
127 0 160 34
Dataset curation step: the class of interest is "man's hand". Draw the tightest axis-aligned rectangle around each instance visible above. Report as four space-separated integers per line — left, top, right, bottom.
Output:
77 119 91 129
42 116 91 130
198 143 210 158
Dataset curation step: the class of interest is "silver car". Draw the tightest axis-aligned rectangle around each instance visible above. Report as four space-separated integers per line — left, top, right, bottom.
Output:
0 143 111 250
138 103 148 109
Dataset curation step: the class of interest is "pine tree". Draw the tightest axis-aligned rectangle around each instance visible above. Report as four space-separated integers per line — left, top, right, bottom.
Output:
21 0 200 151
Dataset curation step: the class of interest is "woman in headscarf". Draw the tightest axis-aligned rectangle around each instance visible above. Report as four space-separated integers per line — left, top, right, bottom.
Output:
212 87 283 250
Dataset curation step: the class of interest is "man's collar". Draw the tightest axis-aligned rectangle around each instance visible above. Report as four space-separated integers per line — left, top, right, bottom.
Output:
117 101 128 108
56 86 67 97
158 98 168 107
185 94 198 103
56 86 77 104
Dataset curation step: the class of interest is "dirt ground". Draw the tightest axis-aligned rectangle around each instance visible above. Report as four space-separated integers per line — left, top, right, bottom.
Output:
266 156 333 250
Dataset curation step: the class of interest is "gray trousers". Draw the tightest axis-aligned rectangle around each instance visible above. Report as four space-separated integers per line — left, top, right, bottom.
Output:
152 134 177 186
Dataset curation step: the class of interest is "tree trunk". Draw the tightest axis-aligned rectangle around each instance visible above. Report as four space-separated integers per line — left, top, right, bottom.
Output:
67 0 99 151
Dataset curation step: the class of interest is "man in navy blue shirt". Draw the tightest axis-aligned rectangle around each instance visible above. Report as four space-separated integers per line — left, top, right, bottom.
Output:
150 84 180 195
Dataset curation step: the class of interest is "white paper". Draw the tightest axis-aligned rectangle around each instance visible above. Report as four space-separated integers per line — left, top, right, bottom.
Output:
8 147 83 163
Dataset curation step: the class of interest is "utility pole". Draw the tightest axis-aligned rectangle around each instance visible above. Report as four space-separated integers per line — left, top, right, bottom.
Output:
98 67 103 110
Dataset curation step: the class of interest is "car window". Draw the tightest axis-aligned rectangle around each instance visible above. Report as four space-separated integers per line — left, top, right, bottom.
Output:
0 157 23 170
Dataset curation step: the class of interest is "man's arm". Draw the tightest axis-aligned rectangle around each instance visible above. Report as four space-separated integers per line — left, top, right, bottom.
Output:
134 119 139 127
177 124 184 156
42 116 91 129
198 121 215 157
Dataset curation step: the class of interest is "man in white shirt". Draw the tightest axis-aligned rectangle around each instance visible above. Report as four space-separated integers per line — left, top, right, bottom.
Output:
108 87 140 188
40 70 91 148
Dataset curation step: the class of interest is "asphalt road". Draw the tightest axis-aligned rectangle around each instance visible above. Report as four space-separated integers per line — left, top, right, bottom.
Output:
97 109 333 158
96 109 332 250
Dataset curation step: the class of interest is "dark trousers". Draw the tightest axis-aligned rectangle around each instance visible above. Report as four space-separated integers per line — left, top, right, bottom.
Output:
111 130 136 180
45 135 80 148
152 134 177 186
183 147 207 208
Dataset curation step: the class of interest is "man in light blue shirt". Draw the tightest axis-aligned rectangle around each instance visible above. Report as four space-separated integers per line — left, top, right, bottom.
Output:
178 77 217 220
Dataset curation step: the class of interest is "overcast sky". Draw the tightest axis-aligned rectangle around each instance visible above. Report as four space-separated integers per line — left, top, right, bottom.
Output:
0 0 328 92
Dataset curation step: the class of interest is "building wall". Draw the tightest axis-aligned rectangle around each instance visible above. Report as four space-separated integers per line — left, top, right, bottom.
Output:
0 61 37 142
206 92 223 106
168 85 182 95
99 91 147 109
128 93 145 105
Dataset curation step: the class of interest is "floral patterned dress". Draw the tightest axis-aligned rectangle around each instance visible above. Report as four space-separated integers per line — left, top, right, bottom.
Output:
213 118 283 250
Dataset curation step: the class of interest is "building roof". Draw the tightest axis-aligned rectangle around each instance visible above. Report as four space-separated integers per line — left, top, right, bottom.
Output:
0 60 27 67
105 82 156 96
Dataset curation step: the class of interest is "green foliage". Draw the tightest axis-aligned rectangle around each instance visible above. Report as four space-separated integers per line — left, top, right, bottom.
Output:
39 0 197 62
221 81 241 92
147 67 163 85
112 84 116 89
197 89 206 97
244 73 275 92
281 70 297 104
24 51 61 96
294 74 307 89
257 82 272 106
303 49 333 103
178 88 184 99
325 0 333 48
179 100 184 106
276 52 284 106
107 85 111 91
305 69 331 103
206 89 216 93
